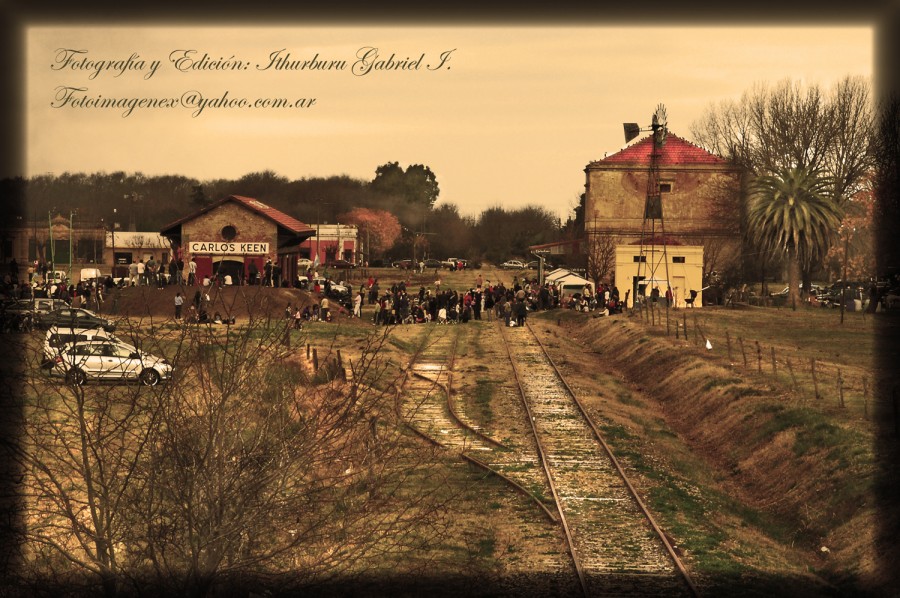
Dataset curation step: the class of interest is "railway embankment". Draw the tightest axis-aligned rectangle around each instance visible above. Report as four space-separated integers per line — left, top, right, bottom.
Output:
562 315 890 592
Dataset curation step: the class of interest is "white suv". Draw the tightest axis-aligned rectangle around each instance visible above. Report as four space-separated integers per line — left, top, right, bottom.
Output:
48 339 173 386
42 326 117 362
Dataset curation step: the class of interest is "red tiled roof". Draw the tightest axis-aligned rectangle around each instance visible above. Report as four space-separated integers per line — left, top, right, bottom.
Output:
228 195 313 234
160 195 314 236
592 133 730 167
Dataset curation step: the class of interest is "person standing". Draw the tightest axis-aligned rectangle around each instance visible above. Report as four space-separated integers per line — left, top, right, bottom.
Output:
168 259 179 286
272 261 282 287
353 291 363 319
320 296 330 322
188 258 197 286
263 258 273 287
174 292 184 321
515 298 527 327
129 259 139 286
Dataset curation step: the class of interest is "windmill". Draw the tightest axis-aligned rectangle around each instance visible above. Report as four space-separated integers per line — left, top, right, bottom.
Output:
623 103 672 308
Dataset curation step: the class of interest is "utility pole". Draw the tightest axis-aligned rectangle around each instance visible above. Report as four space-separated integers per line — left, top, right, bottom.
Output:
48 211 54 277
68 211 74 282
840 226 854 325
111 208 117 279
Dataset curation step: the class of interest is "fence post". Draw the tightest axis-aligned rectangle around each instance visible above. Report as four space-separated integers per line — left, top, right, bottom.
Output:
726 330 733 362
838 368 845 408
739 337 748 368
755 341 762 373
313 347 319 371
337 349 343 369
863 377 869 419
786 357 799 393
771 347 777 377
683 313 688 340
675 321 680 340
306 343 311 359
811 358 820 400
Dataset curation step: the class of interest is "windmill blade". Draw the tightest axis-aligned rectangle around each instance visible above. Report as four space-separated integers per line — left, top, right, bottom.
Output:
623 123 641 143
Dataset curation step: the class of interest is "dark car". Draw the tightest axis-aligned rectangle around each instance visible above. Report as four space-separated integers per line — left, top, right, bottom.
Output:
325 260 356 270
392 259 414 270
423 259 442 268
35 307 116 332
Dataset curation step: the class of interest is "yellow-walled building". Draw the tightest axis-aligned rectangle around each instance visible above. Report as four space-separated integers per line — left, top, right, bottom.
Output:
614 242 705 308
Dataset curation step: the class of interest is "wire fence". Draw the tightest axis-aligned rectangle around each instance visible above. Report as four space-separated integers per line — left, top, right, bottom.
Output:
633 302 898 431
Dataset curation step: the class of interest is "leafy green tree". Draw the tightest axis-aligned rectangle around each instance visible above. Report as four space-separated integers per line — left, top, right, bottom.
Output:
473 205 560 264
371 162 439 209
748 166 843 309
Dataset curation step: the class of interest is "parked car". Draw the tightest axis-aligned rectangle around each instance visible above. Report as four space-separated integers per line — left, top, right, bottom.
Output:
48 339 173 386
423 259 442 269
304 277 350 295
43 325 119 362
441 258 468 270
500 260 526 270
819 282 866 308
79 268 105 283
8 297 69 317
1 300 39 332
769 283 823 298
297 258 314 269
392 259 414 270
35 307 116 332
325 259 356 269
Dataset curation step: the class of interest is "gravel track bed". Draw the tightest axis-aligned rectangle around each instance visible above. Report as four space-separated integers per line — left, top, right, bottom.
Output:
503 324 693 596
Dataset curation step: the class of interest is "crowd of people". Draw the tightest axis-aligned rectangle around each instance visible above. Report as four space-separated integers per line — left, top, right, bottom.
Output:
334 273 627 327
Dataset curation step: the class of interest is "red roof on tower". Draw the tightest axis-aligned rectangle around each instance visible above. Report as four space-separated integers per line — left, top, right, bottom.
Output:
589 133 730 167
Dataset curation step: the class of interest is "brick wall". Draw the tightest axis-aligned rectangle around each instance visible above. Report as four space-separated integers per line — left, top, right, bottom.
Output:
182 203 277 259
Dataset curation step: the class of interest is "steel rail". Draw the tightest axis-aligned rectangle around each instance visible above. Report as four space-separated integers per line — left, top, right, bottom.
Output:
524 321 702 598
498 320 590 597
400 324 556 524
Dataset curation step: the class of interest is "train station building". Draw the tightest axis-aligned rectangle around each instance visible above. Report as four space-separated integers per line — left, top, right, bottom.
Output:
160 195 315 285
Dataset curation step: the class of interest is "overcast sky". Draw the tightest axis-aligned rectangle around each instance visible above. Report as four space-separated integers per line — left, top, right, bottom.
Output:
26 25 872 219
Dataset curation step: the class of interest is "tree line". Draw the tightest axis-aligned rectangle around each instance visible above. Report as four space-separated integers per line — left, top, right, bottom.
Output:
689 75 884 306
5 161 568 266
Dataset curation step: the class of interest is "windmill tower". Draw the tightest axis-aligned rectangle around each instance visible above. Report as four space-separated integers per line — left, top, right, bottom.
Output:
624 104 672 307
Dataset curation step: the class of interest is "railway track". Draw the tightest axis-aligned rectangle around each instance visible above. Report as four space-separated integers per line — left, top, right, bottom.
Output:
401 325 556 521
500 320 700 597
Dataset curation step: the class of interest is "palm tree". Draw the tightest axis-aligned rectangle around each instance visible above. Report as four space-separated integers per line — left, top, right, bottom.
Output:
748 166 843 310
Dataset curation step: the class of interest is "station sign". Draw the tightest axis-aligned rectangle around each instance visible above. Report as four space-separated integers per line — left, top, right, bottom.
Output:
188 241 269 254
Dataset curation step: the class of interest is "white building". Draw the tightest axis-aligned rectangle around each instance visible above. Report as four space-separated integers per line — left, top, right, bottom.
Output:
614 242 704 308
299 223 359 264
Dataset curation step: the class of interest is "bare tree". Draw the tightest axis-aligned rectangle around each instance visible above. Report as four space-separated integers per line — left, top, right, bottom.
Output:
873 93 900 274
691 76 875 289
12 314 454 597
584 223 617 289
14 361 164 597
